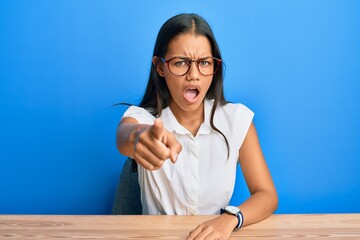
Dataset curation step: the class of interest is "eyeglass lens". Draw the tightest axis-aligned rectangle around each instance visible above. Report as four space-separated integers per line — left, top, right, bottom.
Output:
168 57 219 76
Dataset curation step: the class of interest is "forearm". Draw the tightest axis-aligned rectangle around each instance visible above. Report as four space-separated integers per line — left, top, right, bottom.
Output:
238 189 278 227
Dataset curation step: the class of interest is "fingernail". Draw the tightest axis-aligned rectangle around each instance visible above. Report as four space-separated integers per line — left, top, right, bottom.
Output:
172 152 178 163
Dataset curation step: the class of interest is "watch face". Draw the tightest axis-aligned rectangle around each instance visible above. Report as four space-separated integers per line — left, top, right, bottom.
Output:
225 206 240 214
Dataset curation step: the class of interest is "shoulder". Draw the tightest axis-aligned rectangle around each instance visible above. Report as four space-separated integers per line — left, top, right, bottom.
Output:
214 101 254 122
209 100 254 146
122 105 155 125
223 101 252 112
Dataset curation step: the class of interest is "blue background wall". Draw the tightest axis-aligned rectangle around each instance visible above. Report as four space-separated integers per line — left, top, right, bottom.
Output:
1 1 359 214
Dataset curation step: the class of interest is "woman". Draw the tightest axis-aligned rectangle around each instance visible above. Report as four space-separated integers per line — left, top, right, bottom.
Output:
116 13 278 240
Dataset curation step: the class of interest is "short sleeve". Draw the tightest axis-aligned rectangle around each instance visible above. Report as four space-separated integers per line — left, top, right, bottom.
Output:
122 106 156 125
235 104 254 148
212 101 254 156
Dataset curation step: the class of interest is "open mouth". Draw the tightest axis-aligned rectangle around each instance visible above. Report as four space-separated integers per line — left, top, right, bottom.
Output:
184 87 200 103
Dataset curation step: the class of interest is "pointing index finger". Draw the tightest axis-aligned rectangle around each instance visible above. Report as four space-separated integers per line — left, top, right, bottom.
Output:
151 118 165 141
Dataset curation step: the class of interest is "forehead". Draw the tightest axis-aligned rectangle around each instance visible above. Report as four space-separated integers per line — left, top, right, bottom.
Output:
166 32 212 57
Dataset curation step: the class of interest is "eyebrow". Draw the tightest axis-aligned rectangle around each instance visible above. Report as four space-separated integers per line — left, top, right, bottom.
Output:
172 56 213 60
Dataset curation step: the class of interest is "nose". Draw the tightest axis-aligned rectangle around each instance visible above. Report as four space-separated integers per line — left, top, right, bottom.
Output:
186 61 200 81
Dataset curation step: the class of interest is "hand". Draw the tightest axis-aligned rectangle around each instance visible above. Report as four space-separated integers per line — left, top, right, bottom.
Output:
133 118 182 170
187 214 237 240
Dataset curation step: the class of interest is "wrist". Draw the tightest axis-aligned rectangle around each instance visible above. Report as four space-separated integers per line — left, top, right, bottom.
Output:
220 206 244 230
220 212 239 230
131 125 148 157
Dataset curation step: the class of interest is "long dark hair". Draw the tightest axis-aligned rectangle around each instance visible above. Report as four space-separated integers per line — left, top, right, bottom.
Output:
140 13 230 158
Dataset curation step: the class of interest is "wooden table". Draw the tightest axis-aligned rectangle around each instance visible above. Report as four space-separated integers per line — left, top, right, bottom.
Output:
0 214 359 239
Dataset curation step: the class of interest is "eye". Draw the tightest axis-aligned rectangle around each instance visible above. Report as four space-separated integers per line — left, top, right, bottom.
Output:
198 57 215 67
171 58 191 67
174 60 187 67
199 60 212 67
199 61 209 66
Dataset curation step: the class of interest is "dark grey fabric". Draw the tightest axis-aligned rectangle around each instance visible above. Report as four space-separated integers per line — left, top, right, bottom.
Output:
112 157 142 215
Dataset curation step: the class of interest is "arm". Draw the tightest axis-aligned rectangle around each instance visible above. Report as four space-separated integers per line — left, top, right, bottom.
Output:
116 117 182 170
236 122 278 226
187 123 278 240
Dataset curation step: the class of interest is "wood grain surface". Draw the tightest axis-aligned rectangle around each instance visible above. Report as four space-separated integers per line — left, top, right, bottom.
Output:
0 214 359 239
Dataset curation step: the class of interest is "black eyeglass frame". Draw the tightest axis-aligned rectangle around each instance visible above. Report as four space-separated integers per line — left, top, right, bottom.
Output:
159 56 222 76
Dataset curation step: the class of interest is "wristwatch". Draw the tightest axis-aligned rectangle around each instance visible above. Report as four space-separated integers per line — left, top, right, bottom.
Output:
220 206 244 229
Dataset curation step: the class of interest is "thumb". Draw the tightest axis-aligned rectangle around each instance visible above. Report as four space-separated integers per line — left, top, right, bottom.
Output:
166 133 182 163
151 118 165 141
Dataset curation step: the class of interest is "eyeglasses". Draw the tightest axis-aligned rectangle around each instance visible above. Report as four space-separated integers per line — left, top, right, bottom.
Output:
160 56 222 76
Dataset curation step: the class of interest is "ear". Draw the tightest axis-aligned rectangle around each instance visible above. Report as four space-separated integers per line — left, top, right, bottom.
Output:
153 56 165 77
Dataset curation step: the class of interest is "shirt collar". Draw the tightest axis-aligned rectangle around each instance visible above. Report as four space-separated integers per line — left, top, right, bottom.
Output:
161 99 214 135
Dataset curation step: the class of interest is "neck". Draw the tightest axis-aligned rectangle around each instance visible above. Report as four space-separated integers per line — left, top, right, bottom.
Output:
169 101 204 136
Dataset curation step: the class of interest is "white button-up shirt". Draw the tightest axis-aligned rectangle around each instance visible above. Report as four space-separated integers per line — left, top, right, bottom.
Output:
122 99 254 215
